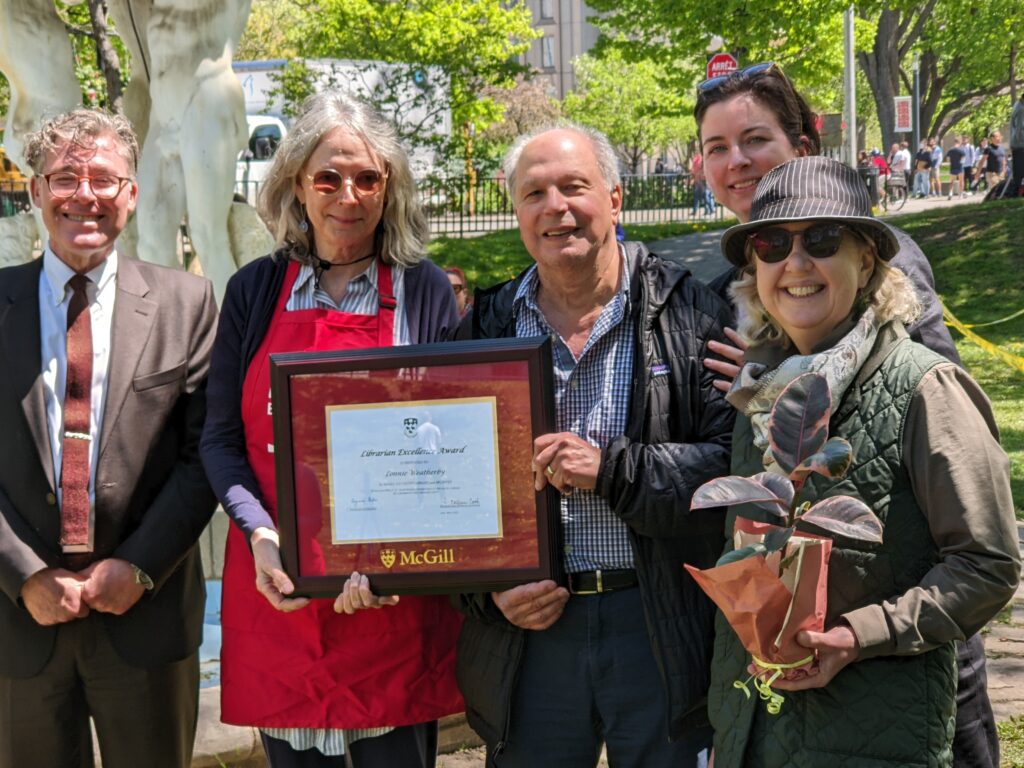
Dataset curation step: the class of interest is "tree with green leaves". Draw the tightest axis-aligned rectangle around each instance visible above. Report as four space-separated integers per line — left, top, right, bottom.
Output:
56 0 130 112
476 75 562 172
239 0 537 169
563 47 697 173
586 0 1023 150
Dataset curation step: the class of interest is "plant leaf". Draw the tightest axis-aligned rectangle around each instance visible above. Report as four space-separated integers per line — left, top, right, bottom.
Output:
716 542 768 567
691 476 788 517
750 472 796 509
768 372 832 475
763 526 794 553
790 437 854 483
796 496 884 543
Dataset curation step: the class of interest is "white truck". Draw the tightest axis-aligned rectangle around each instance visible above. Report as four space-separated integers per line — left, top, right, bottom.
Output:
235 113 288 202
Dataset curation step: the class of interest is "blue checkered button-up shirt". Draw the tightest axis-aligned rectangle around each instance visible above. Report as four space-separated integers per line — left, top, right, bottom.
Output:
513 248 636 572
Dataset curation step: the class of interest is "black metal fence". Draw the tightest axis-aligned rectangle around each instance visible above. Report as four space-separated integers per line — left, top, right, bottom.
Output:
3 174 726 235
0 180 30 217
420 173 724 237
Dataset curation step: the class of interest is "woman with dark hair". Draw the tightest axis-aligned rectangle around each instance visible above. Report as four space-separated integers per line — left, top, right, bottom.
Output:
200 90 463 767
693 63 1004 767
708 156 1019 768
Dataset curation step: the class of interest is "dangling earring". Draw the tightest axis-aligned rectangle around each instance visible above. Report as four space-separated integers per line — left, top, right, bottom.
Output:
299 204 309 233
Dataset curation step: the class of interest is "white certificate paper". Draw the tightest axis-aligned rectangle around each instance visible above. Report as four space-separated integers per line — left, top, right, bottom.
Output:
325 397 503 543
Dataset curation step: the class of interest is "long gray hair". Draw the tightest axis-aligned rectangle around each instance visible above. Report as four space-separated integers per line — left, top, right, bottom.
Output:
258 90 427 267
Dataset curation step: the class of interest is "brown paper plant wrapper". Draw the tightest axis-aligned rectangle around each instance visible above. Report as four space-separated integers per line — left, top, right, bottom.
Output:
685 518 831 713
687 372 883 714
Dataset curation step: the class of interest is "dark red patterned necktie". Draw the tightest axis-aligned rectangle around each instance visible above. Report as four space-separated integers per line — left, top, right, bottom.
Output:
60 273 92 552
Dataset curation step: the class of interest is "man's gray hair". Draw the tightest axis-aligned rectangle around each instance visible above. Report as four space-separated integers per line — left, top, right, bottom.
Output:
258 89 427 267
502 122 621 200
22 108 139 175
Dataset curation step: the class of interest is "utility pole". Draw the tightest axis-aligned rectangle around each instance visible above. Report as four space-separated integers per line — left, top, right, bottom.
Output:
912 54 921 153
843 7 857 167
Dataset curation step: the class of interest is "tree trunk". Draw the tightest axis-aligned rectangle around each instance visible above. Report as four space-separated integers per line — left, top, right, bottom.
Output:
859 10 903 151
87 0 123 113
1011 43 1019 104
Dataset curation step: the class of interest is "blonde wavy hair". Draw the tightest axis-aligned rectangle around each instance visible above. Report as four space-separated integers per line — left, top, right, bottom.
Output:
257 89 427 267
731 228 922 347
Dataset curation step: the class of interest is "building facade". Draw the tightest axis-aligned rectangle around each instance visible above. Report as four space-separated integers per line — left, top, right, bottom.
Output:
520 0 601 100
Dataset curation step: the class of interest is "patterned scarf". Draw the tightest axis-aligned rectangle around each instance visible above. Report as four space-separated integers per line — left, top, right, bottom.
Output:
726 309 881 474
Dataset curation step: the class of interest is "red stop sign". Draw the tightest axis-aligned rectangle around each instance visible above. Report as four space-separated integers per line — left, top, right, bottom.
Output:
706 53 739 80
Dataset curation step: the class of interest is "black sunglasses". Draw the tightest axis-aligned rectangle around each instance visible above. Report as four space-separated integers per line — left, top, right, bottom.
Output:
697 61 778 94
746 222 854 263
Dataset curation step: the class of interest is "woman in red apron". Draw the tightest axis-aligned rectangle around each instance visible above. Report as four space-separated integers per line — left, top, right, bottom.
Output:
201 91 464 768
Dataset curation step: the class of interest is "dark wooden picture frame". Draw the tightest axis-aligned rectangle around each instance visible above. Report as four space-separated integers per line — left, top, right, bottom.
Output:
270 336 561 597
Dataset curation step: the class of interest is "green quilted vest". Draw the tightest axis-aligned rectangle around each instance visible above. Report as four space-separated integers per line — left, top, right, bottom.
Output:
708 324 958 768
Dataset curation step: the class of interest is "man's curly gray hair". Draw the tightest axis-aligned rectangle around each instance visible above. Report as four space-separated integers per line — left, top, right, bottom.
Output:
22 108 139 175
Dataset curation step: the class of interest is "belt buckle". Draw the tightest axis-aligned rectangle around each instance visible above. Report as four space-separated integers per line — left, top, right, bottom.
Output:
571 569 603 595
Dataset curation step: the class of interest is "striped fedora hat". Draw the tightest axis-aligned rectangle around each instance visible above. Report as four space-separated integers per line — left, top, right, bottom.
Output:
720 156 899 268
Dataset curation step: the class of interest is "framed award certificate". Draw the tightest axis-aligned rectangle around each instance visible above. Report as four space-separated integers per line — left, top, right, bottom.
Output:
269 336 561 596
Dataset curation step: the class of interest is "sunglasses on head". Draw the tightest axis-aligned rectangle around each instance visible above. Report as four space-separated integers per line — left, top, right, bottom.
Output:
306 168 387 196
746 222 855 263
697 61 778 95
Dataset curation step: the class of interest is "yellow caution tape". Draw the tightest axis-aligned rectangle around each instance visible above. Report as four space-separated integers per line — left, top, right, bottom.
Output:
957 306 1024 329
942 301 1024 375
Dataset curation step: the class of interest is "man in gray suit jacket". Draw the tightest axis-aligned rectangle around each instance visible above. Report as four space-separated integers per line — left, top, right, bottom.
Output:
0 109 218 767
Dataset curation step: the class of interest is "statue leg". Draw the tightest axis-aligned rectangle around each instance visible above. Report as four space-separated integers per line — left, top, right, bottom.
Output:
134 124 188 268
179 49 248 301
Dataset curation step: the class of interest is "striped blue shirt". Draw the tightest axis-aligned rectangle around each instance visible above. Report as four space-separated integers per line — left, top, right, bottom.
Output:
285 259 410 345
266 257 409 754
513 247 636 572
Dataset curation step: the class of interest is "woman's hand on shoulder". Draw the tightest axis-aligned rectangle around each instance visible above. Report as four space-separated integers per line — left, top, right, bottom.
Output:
334 571 400 614
250 527 311 612
767 624 861 691
704 327 748 394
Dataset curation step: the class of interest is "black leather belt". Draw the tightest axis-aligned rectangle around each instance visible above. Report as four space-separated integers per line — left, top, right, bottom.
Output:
567 568 638 595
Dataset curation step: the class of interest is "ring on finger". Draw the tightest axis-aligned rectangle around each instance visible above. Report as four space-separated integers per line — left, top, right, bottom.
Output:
545 465 555 477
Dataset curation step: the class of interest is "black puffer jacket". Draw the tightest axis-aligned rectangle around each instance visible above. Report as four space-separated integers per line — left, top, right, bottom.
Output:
452 242 736 755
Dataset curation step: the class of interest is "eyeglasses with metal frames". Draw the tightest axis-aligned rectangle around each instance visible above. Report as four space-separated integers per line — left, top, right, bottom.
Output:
305 168 387 197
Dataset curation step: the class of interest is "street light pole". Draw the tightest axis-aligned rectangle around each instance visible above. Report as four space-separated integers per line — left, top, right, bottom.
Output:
911 53 921 152
843 7 857 167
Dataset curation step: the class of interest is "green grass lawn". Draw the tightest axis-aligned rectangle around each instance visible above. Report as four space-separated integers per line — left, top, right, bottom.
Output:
427 219 732 290
890 199 1023 517
1000 716 1024 767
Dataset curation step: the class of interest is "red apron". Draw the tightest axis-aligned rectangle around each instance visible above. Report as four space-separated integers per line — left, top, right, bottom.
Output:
220 260 463 728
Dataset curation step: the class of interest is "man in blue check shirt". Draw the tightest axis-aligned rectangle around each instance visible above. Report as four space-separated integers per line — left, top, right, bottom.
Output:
453 124 736 768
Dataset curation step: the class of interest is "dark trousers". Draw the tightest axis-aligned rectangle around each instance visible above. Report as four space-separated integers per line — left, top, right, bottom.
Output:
1011 148 1024 196
953 633 999 768
489 587 711 768
0 615 199 768
260 723 438 768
